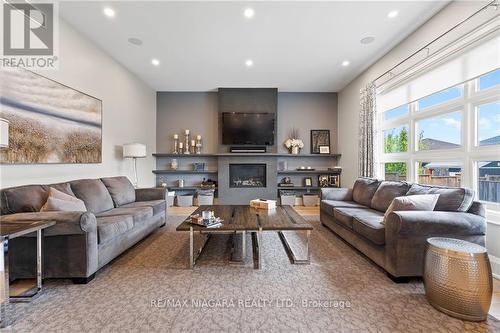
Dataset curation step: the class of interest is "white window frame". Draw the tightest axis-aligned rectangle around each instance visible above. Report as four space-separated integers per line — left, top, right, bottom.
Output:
378 74 500 216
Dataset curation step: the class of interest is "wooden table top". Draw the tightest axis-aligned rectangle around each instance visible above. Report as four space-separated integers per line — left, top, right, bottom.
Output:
0 220 56 238
176 205 313 232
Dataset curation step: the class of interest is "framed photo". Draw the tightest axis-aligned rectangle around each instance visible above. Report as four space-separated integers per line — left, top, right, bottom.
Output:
304 177 313 187
318 175 329 187
319 145 330 154
310 130 330 154
328 175 340 187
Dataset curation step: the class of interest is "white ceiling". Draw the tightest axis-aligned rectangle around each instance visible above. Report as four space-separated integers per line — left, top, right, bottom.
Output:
60 1 449 92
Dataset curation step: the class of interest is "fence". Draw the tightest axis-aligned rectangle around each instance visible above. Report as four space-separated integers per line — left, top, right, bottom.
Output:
479 180 500 203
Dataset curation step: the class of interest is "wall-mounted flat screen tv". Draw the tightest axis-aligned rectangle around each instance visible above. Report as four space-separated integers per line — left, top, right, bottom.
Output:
222 112 275 145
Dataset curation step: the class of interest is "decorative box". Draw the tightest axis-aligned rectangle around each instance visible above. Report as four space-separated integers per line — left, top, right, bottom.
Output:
250 199 277 210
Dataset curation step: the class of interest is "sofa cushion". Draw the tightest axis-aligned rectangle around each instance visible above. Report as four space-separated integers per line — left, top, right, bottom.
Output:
370 181 411 212
121 200 166 216
352 178 381 207
101 176 136 207
0 185 47 214
321 200 368 215
96 215 134 244
333 207 370 229
96 206 153 225
70 179 115 214
406 183 474 212
352 210 385 245
40 187 87 212
383 194 440 224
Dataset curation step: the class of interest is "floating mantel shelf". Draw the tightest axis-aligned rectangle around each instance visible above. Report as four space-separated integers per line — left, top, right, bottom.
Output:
153 153 341 158
277 186 337 190
152 170 218 174
167 186 218 190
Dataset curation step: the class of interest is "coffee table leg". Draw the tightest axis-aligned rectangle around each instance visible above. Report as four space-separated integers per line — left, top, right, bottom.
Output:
278 230 311 265
189 227 194 269
257 230 262 269
0 236 9 328
36 230 42 292
241 231 246 261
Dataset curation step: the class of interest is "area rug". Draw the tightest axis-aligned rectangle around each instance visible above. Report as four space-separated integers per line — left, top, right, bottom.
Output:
6 215 500 332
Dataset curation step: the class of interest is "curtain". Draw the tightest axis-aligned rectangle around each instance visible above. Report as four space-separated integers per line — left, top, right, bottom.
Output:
358 82 377 178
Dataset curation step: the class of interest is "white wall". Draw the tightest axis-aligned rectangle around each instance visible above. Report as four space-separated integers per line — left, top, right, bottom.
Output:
0 19 157 188
337 0 499 274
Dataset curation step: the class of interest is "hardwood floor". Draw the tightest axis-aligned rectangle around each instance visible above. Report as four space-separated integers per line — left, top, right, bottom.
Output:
168 204 500 319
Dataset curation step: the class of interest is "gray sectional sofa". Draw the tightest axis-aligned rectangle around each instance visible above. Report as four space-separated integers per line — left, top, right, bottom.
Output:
0 176 166 283
320 177 486 281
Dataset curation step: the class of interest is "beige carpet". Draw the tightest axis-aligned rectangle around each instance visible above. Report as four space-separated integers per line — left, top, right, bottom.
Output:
5 215 500 332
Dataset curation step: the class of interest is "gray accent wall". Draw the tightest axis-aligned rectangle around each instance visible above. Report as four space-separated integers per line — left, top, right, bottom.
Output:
156 91 338 154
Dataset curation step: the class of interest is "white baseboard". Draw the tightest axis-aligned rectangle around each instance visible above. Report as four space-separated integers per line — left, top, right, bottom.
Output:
489 254 500 280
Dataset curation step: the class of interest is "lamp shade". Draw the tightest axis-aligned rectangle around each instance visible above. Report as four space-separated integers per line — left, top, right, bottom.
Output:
0 118 9 148
123 143 146 158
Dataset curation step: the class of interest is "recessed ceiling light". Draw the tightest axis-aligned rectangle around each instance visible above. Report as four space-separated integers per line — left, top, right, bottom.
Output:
341 60 350 67
245 59 254 67
151 58 160 66
360 36 375 45
128 38 143 46
103 7 115 18
244 8 255 18
387 10 399 19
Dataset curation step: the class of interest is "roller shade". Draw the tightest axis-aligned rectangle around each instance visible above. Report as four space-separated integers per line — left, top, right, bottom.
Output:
377 16 500 112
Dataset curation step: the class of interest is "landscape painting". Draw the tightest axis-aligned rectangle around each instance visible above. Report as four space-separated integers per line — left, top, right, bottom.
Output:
0 70 102 164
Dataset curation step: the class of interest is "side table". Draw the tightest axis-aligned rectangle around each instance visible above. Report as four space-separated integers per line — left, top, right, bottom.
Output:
424 237 493 321
0 220 55 328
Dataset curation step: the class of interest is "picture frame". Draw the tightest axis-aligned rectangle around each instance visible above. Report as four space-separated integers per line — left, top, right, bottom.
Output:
304 177 313 187
318 175 329 187
328 175 340 187
319 145 330 154
310 129 330 154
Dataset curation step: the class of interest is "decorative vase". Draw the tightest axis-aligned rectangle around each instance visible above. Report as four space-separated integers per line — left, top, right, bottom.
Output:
291 146 300 155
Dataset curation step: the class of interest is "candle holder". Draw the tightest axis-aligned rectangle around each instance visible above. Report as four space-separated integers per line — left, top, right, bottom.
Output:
184 130 190 155
178 142 184 154
190 139 196 154
173 134 179 154
196 135 202 154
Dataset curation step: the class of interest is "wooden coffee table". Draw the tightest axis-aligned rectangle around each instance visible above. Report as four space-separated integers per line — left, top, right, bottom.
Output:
176 205 313 269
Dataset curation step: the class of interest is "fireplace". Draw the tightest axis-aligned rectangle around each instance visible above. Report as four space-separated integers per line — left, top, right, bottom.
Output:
229 164 266 188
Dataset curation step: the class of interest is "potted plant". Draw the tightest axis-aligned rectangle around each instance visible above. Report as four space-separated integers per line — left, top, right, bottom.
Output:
284 129 304 155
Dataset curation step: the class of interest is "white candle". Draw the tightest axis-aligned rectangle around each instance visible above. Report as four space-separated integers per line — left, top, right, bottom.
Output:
179 142 183 148
173 134 178 139
185 129 190 135
196 135 202 140
191 140 195 146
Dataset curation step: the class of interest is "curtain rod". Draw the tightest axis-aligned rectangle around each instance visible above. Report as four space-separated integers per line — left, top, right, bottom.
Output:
373 0 498 85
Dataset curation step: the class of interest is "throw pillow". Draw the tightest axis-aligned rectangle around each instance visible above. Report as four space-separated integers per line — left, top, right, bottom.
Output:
40 187 87 212
382 194 440 224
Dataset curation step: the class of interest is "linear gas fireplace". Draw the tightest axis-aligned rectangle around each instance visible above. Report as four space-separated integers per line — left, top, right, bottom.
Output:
229 164 266 188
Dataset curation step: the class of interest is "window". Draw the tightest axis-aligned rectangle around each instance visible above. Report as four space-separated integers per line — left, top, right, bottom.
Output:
478 161 500 203
383 125 408 153
418 86 462 110
479 69 500 91
417 161 462 188
477 102 500 146
378 70 500 210
384 105 408 121
384 162 407 181
416 111 462 151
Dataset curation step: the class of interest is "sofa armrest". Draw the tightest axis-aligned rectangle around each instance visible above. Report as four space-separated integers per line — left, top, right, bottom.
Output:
0 211 97 236
135 188 166 202
320 188 353 201
385 211 486 238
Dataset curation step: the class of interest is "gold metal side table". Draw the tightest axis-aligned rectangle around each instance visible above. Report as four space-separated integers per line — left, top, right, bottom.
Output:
424 237 493 321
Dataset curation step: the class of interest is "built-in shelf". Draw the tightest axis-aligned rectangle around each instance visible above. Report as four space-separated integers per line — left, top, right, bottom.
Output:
277 169 342 174
153 153 341 158
152 170 218 174
277 186 338 190
167 186 218 190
